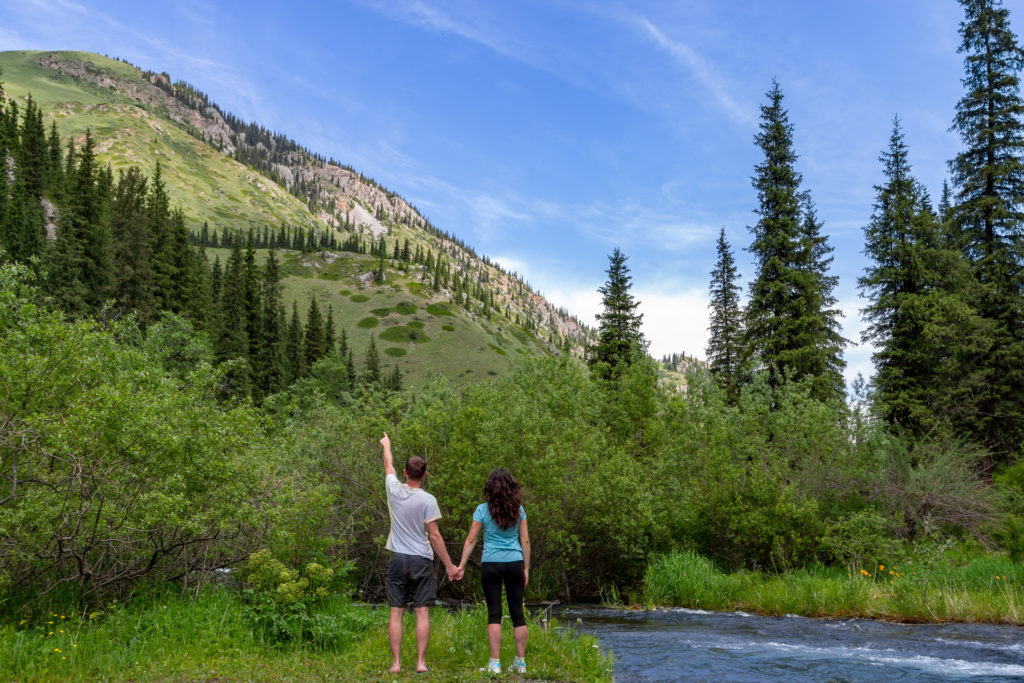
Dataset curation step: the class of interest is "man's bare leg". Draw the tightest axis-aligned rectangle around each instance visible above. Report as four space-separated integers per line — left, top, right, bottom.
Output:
389 606 405 673
414 605 431 672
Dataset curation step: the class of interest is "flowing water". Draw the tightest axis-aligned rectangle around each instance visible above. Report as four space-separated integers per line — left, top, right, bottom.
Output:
554 606 1024 681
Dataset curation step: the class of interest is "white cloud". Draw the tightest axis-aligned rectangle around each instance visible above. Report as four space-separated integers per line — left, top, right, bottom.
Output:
637 287 710 359
634 17 753 126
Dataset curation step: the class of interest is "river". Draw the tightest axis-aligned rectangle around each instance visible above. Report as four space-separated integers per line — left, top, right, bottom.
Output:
554 606 1024 681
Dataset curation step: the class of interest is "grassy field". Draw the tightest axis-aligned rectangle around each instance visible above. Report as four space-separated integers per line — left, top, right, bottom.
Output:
642 550 1024 624
0 590 612 682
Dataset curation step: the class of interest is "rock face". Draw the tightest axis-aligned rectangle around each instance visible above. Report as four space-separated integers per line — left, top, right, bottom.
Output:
34 51 594 351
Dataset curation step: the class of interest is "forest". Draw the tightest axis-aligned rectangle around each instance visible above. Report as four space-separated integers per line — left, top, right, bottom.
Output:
2 0 1024 679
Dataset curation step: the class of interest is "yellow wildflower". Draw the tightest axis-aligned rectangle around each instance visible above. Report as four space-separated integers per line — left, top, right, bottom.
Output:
879 565 885 571
860 569 870 576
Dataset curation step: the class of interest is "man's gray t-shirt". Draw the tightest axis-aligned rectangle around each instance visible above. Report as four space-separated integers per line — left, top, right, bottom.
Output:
385 473 442 558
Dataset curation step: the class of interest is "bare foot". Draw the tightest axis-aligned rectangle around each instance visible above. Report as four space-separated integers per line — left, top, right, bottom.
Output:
388 664 401 674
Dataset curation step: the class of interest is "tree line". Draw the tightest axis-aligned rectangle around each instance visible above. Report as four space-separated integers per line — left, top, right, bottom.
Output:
705 0 1024 468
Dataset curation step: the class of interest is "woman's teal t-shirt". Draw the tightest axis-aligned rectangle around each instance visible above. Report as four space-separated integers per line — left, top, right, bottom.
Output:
473 503 526 563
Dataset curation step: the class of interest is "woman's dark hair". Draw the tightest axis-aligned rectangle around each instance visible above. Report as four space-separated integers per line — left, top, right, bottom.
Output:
483 468 523 530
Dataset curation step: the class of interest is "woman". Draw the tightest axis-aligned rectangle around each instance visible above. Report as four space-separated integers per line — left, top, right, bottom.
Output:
457 468 531 675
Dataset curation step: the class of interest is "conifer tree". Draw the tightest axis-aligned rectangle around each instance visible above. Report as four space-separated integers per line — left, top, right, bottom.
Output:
284 300 304 384
744 81 844 398
256 251 286 398
216 240 251 397
588 248 645 380
46 130 109 315
17 96 47 199
706 228 745 400
363 334 382 385
304 297 327 370
109 166 154 320
325 304 336 354
862 118 985 435
949 0 1024 457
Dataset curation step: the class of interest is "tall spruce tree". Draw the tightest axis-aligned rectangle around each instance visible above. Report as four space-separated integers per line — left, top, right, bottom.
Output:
304 296 327 370
949 0 1024 458
588 247 645 380
745 81 844 399
284 300 304 385
255 251 286 399
706 228 745 400
363 334 382 385
862 118 986 435
109 166 155 320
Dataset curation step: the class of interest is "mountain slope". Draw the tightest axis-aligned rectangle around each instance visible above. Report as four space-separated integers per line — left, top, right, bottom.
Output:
0 50 593 388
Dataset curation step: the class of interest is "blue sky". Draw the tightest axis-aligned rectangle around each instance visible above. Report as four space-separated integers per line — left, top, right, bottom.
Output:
2 0 1016 386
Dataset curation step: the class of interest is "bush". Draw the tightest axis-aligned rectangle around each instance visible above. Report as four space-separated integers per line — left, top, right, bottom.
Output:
241 550 374 650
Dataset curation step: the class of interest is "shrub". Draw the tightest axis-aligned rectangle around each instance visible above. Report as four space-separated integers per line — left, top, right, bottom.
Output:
349 294 370 303
395 301 417 315
241 550 374 650
356 316 378 328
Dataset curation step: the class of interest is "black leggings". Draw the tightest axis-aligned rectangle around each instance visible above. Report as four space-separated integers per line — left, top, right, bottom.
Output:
481 561 526 627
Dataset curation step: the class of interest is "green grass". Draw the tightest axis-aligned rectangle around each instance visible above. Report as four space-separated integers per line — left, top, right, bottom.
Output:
350 294 371 303
488 344 509 356
356 317 379 329
384 348 407 357
442 324 455 332
0 591 612 681
642 550 1024 623
406 320 425 330
370 307 393 317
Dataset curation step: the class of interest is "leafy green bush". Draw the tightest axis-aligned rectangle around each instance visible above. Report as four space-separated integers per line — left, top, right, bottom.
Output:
383 347 407 357
349 294 370 303
241 550 374 650
0 263 304 602
425 303 453 316
355 316 378 328
394 301 417 315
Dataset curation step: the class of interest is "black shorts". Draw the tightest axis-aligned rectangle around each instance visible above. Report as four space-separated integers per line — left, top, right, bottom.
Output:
387 552 436 608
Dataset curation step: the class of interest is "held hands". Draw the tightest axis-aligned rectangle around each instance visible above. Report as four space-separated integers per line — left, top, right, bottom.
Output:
446 563 464 581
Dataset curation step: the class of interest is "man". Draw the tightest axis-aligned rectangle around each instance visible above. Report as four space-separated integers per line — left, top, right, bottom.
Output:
380 432 461 674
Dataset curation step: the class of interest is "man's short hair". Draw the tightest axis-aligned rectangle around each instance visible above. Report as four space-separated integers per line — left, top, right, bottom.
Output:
405 456 427 481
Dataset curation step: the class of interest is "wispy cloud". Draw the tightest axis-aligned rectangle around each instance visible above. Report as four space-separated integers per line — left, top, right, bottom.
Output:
633 17 753 126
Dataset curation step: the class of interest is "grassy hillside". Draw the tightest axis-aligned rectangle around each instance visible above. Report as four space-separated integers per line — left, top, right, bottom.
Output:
0 49 598 388
0 51 321 235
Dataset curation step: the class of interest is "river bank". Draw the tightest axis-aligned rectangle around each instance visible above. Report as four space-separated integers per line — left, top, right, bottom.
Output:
0 590 613 682
642 550 1024 624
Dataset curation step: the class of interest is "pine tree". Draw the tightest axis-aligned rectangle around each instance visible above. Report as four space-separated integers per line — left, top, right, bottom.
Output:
862 118 986 435
255 251 286 398
796 192 846 401
706 228 745 400
325 304 336 354
588 248 646 380
304 297 327 370
363 334 382 385
17 96 47 199
284 300 304 384
46 130 109 315
949 0 1024 458
109 166 155 320
745 81 844 398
